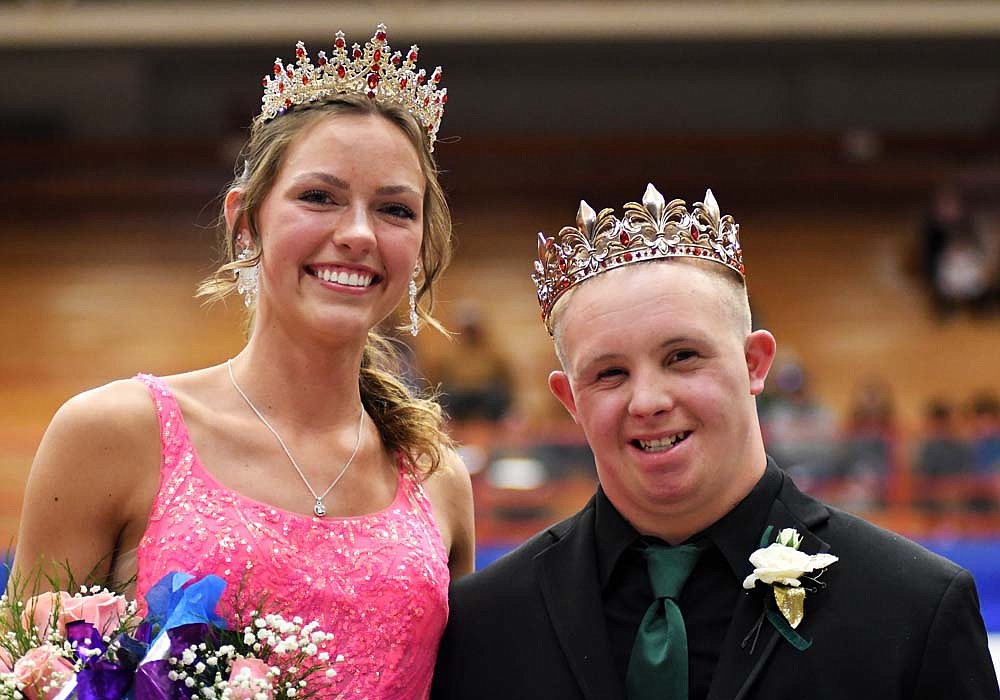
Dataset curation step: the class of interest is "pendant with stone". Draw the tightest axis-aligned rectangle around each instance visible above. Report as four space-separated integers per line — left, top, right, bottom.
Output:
313 499 327 517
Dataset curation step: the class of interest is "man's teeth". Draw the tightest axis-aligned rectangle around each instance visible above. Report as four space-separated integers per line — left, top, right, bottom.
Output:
638 432 690 452
315 269 373 287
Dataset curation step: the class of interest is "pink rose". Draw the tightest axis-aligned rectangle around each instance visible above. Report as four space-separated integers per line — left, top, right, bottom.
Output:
12 644 75 700
0 648 13 673
22 591 72 639
228 657 274 700
62 591 128 635
24 590 128 639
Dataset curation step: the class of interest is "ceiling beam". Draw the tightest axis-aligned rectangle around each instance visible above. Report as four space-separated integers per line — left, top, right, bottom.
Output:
4 1 1000 48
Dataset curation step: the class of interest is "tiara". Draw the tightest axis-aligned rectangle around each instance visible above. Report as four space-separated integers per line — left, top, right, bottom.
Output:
532 184 745 333
260 23 447 150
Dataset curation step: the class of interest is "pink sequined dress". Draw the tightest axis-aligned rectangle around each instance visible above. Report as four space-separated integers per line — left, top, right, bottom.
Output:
134 374 450 699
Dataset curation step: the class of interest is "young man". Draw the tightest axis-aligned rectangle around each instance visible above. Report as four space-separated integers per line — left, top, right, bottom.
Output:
433 186 999 699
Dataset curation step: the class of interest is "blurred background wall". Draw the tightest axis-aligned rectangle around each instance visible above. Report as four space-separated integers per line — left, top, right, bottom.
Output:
2 3 1000 631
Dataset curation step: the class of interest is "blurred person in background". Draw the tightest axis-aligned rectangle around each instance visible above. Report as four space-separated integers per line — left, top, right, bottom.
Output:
424 302 514 425
434 185 998 700
970 391 1000 477
757 360 838 491
920 185 997 318
12 25 474 698
832 377 898 509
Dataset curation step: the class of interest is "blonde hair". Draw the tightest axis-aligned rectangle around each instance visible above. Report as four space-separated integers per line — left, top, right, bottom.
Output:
198 96 454 475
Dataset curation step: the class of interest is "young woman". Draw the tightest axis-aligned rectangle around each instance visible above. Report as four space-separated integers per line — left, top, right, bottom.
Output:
13 26 474 698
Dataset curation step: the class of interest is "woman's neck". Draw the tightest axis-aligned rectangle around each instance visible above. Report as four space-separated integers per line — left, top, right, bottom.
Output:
233 324 369 433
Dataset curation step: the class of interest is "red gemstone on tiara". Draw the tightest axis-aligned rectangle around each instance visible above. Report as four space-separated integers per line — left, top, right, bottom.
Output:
335 36 345 49
624 253 633 262
690 227 700 241
261 77 268 87
408 49 418 61
400 77 408 88
441 93 448 103
274 62 282 75
295 46 305 58
278 82 285 93
337 64 346 78
392 53 402 66
284 98 292 108
373 49 381 63
424 96 430 106
353 47 362 59
318 55 328 66
376 29 387 41
286 68 294 78
619 231 630 246
368 72 380 89
417 73 425 85
302 75 309 85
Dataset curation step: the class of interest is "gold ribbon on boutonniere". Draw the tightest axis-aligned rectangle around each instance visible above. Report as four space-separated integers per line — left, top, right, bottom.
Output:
742 526 837 650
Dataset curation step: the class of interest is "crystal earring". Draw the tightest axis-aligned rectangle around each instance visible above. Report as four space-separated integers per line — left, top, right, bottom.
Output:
409 263 421 336
236 245 259 307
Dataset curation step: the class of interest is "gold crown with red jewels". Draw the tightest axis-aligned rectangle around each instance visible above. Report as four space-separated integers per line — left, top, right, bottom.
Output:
260 23 447 150
532 184 745 333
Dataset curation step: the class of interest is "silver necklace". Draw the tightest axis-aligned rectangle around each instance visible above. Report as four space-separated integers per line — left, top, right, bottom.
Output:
227 359 364 517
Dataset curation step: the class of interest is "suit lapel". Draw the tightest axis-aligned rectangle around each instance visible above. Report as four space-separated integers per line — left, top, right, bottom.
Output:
708 473 831 700
535 500 626 700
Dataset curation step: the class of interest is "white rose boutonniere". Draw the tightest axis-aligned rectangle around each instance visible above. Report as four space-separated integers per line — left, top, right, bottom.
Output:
742 526 836 647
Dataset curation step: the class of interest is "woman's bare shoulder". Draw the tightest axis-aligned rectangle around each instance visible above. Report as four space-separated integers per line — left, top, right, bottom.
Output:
49 378 160 448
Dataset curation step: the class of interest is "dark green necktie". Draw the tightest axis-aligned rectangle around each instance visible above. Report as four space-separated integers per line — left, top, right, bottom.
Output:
626 543 702 700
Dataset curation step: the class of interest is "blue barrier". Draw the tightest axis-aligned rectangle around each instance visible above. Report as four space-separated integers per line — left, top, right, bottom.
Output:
921 538 1000 632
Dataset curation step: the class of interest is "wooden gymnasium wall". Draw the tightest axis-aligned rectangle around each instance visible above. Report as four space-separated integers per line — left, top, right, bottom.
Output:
2 195 999 546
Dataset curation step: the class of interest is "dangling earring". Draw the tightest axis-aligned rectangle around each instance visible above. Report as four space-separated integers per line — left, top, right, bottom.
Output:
409 263 421 336
236 244 259 307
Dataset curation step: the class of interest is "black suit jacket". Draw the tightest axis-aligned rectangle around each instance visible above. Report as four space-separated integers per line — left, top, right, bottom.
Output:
433 467 999 699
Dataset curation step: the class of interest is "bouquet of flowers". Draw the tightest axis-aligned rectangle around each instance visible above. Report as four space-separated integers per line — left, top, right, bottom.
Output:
0 571 336 700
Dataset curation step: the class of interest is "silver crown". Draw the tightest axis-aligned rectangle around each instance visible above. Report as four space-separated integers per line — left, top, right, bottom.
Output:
261 23 447 150
532 184 744 333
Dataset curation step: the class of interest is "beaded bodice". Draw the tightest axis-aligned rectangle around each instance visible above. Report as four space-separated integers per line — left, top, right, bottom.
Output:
134 374 450 699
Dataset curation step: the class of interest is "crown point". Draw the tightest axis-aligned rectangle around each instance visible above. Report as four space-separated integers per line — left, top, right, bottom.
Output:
352 44 362 59
642 183 665 218
334 34 346 49
432 67 443 83
577 200 597 234
704 189 720 218
416 68 426 85
375 25 387 42
391 51 402 67
408 46 419 62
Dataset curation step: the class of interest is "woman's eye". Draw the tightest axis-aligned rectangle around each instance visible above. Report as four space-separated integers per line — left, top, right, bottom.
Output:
671 350 698 363
299 190 333 204
382 203 417 220
596 368 625 381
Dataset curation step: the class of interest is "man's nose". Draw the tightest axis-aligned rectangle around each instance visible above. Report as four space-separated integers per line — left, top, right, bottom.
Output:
627 372 675 419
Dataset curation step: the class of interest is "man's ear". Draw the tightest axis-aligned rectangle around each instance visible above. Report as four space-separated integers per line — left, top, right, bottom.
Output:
745 329 777 396
224 188 250 246
548 370 580 424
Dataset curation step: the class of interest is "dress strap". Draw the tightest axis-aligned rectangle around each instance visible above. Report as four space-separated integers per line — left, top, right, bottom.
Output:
398 461 449 559
133 373 191 477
